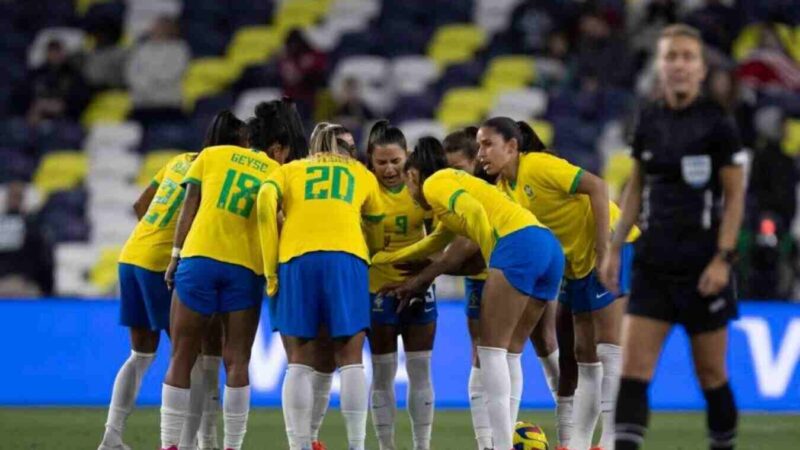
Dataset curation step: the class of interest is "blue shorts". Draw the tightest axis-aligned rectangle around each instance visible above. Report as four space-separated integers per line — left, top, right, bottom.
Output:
464 277 484 320
275 251 369 339
118 263 171 330
371 284 437 326
560 243 635 313
174 256 265 316
488 226 564 300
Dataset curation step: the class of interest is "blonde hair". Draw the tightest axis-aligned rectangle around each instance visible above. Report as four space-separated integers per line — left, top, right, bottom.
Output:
659 23 702 42
309 126 352 157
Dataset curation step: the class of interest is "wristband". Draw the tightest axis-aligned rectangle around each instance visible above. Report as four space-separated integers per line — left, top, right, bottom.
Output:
171 247 181 258
717 249 738 264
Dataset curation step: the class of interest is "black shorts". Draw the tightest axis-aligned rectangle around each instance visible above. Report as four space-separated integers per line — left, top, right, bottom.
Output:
627 262 738 335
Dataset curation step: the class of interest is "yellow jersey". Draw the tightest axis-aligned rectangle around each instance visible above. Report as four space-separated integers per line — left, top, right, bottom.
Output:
369 184 431 293
180 145 279 274
119 152 196 272
373 169 545 266
257 153 385 295
496 152 639 279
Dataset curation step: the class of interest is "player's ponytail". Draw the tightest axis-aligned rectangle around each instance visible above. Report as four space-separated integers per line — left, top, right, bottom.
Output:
202 110 247 148
276 97 309 161
515 121 549 154
406 136 447 181
367 120 407 166
249 101 291 156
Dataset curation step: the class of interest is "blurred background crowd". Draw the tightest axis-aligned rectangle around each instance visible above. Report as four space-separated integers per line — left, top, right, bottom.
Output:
0 0 798 300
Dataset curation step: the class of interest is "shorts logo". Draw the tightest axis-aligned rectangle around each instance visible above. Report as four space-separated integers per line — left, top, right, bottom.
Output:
373 295 384 312
524 184 534 197
596 291 609 299
681 154 712 188
709 297 726 313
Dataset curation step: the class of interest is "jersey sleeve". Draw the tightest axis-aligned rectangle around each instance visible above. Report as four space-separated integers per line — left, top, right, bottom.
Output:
628 105 646 161
151 163 167 188
361 172 386 255
711 114 742 167
257 168 286 296
533 155 584 195
182 151 205 186
371 222 455 265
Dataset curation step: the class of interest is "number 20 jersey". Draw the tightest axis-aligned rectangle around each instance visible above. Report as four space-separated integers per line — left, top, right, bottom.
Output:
265 153 384 265
181 145 279 275
119 152 197 272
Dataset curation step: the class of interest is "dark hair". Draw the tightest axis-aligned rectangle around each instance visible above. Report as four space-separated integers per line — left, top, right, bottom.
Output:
275 97 308 161
367 120 407 161
248 100 292 155
203 110 247 148
482 117 549 154
336 138 356 156
405 136 447 180
443 126 479 159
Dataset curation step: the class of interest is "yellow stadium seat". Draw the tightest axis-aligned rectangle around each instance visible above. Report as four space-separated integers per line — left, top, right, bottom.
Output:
81 90 132 128
437 107 484 130
136 150 183 187
428 45 476 67
604 150 634 202
427 24 486 67
229 26 281 61
782 119 800 157
527 120 554 148
33 151 88 195
182 58 243 109
275 0 328 35
440 87 494 113
733 23 800 62
483 76 528 96
76 0 111 15
485 55 536 84
89 246 123 292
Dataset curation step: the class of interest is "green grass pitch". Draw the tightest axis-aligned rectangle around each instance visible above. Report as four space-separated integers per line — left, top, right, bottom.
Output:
1 408 798 449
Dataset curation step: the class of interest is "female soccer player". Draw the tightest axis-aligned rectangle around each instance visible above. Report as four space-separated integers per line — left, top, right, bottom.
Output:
257 126 385 450
374 137 564 450
158 102 290 450
365 120 436 450
478 117 638 450
600 25 744 450
99 111 241 450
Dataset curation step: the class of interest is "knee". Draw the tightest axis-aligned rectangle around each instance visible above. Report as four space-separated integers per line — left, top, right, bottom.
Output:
131 329 160 353
695 361 728 389
530 332 558 356
621 352 656 381
574 340 597 363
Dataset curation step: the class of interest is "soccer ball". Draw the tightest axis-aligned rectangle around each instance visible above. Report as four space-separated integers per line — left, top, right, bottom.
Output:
513 421 549 450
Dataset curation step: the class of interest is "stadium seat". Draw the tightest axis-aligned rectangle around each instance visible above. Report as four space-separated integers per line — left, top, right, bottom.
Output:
330 55 394 114
88 245 123 293
33 151 88 196
427 24 487 67
733 23 800 62
81 91 132 128
274 0 328 36
783 118 800 157
305 21 344 52
183 58 243 110
391 56 441 95
490 88 548 120
35 120 85 154
76 0 113 16
227 26 281 69
124 0 181 42
436 107 484 130
233 88 282 119
84 122 144 154
398 119 447 148
391 93 439 123
136 150 182 187
603 149 634 201
527 119 554 148
55 243 100 296
484 55 536 85
474 0 521 36
89 150 140 182
439 87 494 113
28 27 85 68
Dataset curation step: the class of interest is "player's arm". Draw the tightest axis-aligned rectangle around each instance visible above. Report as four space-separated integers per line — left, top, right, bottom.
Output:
372 222 455 265
396 236 482 287
165 183 200 288
600 161 642 293
132 183 158 220
362 172 386 256
444 187 495 264
574 170 611 265
257 176 283 297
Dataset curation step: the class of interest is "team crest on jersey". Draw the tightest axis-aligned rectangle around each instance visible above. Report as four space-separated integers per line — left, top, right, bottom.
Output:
524 184 534 197
681 154 712 188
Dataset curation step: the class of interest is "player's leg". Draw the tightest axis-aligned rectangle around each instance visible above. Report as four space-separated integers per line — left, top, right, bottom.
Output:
401 320 436 450
690 328 737 450
614 315 671 450
283 336 317 450
369 323 400 450
100 264 160 450
197 316 223 450
465 279 492 450
334 332 369 450
529 301 560 401
507 301 541 425
593 296 626 450
555 302 577 449
310 328 336 448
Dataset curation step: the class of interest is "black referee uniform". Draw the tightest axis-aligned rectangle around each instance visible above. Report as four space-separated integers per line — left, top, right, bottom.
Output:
627 95 741 334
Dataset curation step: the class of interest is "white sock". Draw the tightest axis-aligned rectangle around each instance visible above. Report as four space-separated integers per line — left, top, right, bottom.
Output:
283 364 314 450
556 396 574 448
370 353 398 450
223 385 250 450
406 351 434 450
598 344 622 450
340 364 368 450
198 356 221 450
477 346 512 450
507 352 523 425
179 359 205 450
310 371 334 442
538 349 560 402
161 384 190 448
468 367 493 450
571 362 603 450
101 350 155 447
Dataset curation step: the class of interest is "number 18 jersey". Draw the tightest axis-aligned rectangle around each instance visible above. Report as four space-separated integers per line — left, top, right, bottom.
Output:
120 152 197 272
181 145 278 275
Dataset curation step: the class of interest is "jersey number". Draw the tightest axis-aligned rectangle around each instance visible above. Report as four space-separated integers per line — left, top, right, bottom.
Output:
304 166 355 203
217 169 261 218
395 215 408 235
144 179 185 228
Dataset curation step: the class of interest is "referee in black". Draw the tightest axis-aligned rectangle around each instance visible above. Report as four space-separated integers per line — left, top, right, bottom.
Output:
599 24 745 450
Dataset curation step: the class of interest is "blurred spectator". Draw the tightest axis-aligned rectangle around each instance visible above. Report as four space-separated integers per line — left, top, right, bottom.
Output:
24 39 90 126
536 31 573 89
628 0 677 69
575 10 634 89
83 15 126 89
0 182 54 297
736 24 800 93
707 68 756 147
333 77 374 135
685 0 740 54
279 29 327 122
508 0 562 55
126 16 189 126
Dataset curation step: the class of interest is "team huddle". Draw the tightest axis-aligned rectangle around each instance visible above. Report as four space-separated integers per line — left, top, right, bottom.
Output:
98 25 744 450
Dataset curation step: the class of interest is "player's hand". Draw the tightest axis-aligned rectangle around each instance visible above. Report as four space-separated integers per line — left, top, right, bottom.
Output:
165 257 179 290
394 259 433 277
598 249 620 295
266 275 279 297
698 257 730 297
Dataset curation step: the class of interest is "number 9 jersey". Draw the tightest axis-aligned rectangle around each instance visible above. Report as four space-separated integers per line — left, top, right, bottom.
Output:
180 145 279 275
119 152 197 271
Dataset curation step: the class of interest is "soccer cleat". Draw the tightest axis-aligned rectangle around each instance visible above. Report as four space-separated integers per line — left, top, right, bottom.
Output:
311 441 328 450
